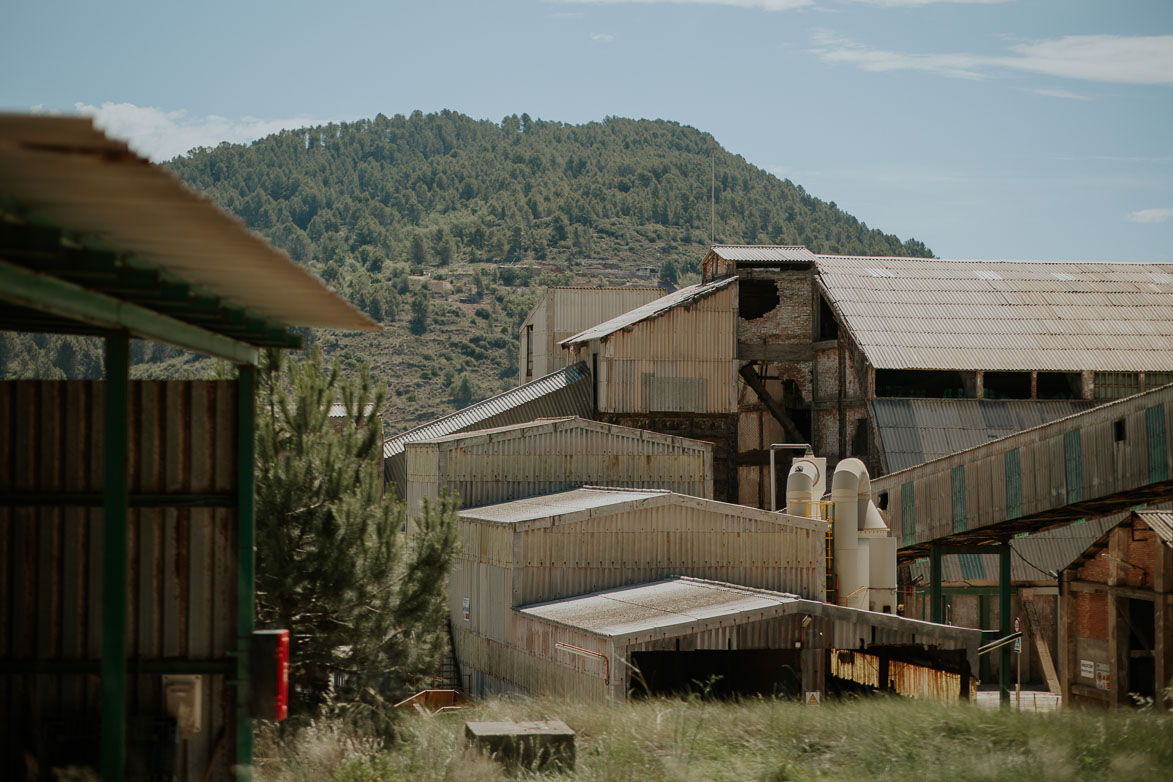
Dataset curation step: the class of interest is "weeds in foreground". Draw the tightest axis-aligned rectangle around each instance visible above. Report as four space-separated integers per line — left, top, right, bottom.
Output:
256 695 1173 782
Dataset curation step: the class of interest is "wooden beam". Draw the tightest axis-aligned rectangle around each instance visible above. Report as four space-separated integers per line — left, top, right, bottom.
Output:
738 362 805 443
1066 579 1157 602
1021 596 1062 695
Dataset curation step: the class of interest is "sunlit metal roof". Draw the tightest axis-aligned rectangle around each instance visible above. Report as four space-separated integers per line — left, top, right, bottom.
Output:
815 255 1173 371
382 362 593 460
1136 510 1173 546
0 114 376 332
709 245 818 263
560 276 737 346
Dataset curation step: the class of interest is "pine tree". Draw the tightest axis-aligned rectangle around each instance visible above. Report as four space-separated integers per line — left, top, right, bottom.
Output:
254 348 459 714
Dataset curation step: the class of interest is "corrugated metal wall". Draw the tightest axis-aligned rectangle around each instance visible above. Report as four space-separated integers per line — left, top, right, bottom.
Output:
876 383 1173 549
520 288 664 384
405 418 713 519
589 283 738 415
0 380 238 781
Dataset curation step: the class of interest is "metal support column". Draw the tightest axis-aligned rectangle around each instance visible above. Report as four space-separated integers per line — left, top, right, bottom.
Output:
100 332 129 782
235 364 257 772
999 543 1012 707
930 543 943 624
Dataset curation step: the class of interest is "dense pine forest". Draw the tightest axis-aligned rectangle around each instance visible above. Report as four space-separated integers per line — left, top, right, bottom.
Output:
1 111 932 429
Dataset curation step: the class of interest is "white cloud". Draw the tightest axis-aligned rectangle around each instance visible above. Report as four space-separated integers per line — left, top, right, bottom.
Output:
546 0 813 11
810 33 1173 86
809 31 989 79
1125 208 1173 224
591 32 616 42
1031 88 1091 101
69 102 324 161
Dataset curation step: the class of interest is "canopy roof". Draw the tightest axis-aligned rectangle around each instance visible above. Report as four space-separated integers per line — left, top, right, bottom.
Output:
0 114 376 363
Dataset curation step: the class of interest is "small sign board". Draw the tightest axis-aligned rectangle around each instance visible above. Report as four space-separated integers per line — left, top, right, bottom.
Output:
1013 618 1021 653
462 597 471 621
1095 663 1110 691
1080 659 1094 679
805 691 821 706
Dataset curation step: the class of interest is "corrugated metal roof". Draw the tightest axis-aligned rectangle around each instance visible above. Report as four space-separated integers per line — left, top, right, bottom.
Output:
383 361 593 460
815 254 1173 371
561 276 737 345
1136 510 1173 546
458 486 824 532
0 114 375 331
906 516 1118 584
415 415 710 452
328 402 375 418
870 398 1095 473
519 576 982 645
709 245 818 263
519 577 801 637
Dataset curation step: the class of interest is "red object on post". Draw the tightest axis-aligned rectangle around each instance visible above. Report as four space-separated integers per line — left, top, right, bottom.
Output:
251 629 290 721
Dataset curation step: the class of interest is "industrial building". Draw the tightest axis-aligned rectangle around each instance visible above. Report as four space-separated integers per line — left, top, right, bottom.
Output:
519 287 663 384
403 416 713 521
447 463 980 703
1060 510 1173 708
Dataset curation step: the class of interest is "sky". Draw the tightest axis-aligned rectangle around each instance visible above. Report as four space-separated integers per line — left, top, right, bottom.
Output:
3 0 1171 261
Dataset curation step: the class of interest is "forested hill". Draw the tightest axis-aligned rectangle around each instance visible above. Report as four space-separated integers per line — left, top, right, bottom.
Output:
2 112 932 429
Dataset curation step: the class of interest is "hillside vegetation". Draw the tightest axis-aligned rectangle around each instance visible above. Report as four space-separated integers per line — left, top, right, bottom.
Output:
3 112 932 431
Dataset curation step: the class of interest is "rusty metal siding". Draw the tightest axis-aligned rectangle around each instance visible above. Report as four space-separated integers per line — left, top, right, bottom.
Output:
593 283 738 415
405 417 713 519
0 380 237 781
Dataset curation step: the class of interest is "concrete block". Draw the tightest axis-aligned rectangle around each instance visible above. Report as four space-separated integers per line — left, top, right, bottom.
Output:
465 719 575 771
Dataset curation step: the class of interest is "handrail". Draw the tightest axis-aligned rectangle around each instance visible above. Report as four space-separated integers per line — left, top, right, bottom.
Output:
555 642 610 684
978 632 1022 656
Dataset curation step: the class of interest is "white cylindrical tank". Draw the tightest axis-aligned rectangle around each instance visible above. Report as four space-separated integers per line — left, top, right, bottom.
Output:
831 459 870 606
868 536 898 613
786 462 816 515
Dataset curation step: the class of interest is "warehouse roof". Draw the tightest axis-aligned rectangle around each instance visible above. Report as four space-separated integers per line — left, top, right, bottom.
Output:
1136 510 1173 546
383 362 592 460
707 245 818 263
814 255 1173 372
561 276 737 346
0 115 375 336
410 415 712 452
459 486 824 532
520 576 982 645
870 398 1096 473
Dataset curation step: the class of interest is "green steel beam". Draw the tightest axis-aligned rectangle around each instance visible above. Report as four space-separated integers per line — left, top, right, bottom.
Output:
100 333 130 782
0 258 259 364
235 364 257 771
930 543 943 624
999 543 1012 707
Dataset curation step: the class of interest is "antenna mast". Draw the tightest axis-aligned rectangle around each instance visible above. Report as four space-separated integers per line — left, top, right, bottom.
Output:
710 151 715 246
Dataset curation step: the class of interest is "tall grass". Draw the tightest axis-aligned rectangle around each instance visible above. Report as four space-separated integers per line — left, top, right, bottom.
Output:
256 695 1173 782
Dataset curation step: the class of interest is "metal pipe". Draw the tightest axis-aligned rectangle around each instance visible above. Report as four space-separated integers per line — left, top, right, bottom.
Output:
100 332 129 782
768 443 813 512
999 543 1012 707
978 632 1023 656
555 642 610 685
235 364 257 770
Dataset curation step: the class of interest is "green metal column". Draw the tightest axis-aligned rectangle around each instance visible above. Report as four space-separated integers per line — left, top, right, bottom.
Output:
930 543 943 624
999 543 1012 707
235 364 257 772
100 332 130 782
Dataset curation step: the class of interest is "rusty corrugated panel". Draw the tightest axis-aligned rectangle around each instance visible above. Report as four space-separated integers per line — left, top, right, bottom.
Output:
816 254 1173 371
0 380 237 781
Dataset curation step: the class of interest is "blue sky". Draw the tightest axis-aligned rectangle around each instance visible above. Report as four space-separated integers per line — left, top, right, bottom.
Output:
3 0 1170 261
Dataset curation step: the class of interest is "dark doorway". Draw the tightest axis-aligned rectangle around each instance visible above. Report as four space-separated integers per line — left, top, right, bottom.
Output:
1126 597 1156 701
629 650 801 699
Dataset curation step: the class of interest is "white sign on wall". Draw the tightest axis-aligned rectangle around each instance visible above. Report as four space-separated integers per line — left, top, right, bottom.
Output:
1080 659 1094 679
462 597 470 621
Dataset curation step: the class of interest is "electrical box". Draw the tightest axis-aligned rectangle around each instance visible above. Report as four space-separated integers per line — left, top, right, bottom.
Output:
162 674 203 735
250 629 290 721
